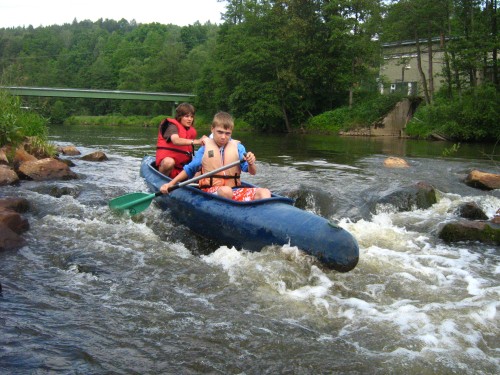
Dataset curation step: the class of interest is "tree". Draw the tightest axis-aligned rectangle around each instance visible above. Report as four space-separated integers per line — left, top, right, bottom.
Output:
199 0 378 131
331 0 383 108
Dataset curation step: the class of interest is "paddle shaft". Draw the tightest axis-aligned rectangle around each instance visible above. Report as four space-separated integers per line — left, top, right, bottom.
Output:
166 158 244 193
109 156 246 214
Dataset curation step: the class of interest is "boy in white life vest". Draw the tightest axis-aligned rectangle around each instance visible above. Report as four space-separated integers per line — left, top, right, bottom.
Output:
160 111 271 201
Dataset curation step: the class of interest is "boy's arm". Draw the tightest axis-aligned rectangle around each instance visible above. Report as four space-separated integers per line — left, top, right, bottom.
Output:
238 143 257 175
184 146 204 177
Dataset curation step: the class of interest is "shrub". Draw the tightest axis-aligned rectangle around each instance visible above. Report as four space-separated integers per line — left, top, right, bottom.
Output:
307 108 351 133
0 92 24 147
0 90 53 155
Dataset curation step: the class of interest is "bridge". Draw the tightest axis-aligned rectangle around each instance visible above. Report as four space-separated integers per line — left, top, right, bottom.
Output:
1 86 195 112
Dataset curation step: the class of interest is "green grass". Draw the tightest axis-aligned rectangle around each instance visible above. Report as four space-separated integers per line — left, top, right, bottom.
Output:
0 90 56 157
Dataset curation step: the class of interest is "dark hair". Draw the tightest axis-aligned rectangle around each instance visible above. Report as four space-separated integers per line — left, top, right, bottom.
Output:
175 103 195 124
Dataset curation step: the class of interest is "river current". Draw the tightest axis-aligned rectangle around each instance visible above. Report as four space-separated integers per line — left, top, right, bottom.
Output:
1 125 499 374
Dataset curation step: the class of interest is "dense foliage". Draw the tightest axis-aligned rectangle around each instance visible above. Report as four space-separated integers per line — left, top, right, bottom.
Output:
197 0 382 132
0 1 498 140
406 84 500 141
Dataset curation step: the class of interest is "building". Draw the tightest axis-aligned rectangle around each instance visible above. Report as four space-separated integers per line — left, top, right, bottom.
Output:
379 37 446 96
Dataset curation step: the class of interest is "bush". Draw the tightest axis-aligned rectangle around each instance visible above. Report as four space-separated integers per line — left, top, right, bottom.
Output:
0 92 24 147
0 90 53 155
306 107 351 133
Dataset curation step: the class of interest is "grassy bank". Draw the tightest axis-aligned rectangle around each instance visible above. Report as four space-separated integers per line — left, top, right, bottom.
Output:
305 93 406 134
64 115 157 127
0 90 56 156
64 113 254 134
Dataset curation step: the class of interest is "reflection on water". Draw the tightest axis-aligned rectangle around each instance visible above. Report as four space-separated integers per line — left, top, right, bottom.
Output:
0 124 498 374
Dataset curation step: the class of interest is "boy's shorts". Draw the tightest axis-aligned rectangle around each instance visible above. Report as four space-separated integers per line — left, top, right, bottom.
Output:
202 186 257 201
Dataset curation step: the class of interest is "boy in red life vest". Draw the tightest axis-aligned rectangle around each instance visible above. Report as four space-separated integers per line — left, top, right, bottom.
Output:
160 111 271 201
155 103 207 178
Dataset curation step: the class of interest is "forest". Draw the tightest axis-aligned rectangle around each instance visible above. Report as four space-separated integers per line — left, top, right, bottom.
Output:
0 0 498 141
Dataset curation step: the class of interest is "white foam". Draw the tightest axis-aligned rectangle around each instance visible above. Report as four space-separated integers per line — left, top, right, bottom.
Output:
201 246 251 283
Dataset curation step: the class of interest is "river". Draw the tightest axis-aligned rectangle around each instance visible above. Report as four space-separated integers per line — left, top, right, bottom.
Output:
1 124 499 374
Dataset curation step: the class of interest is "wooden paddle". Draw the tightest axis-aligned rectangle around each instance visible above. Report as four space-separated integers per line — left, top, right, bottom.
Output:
109 158 244 215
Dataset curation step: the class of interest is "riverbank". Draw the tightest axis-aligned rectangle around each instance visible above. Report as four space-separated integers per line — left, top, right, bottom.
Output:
60 86 500 144
63 113 253 133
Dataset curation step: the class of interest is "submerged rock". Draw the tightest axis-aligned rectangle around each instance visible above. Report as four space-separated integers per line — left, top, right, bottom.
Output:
50 184 81 198
454 202 488 221
0 197 30 251
383 156 410 168
81 151 108 162
0 223 26 251
287 186 336 218
59 145 81 156
377 181 437 212
0 207 29 234
0 197 30 213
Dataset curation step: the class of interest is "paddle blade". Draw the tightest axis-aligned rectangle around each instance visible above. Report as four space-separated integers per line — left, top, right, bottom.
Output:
108 192 156 215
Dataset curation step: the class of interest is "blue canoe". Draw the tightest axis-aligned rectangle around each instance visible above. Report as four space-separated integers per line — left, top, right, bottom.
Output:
140 156 359 272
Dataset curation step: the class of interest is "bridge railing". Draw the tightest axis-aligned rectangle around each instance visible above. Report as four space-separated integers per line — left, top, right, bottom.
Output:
0 86 195 102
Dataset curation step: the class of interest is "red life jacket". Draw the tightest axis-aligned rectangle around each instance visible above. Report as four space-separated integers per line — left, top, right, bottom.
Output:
155 118 197 177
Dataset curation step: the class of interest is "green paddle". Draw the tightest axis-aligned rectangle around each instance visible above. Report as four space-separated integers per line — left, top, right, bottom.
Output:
109 158 244 215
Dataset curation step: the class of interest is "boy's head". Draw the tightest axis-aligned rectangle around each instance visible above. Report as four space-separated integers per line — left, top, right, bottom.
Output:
211 112 234 146
211 111 234 131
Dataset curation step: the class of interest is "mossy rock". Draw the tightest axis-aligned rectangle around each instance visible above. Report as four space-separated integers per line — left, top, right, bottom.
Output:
439 220 500 245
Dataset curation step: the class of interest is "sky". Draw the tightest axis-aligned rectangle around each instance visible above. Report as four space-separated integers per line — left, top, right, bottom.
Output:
0 0 226 28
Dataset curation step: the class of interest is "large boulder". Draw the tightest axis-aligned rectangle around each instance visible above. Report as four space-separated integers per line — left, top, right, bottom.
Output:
465 170 500 190
0 165 19 186
17 158 78 181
